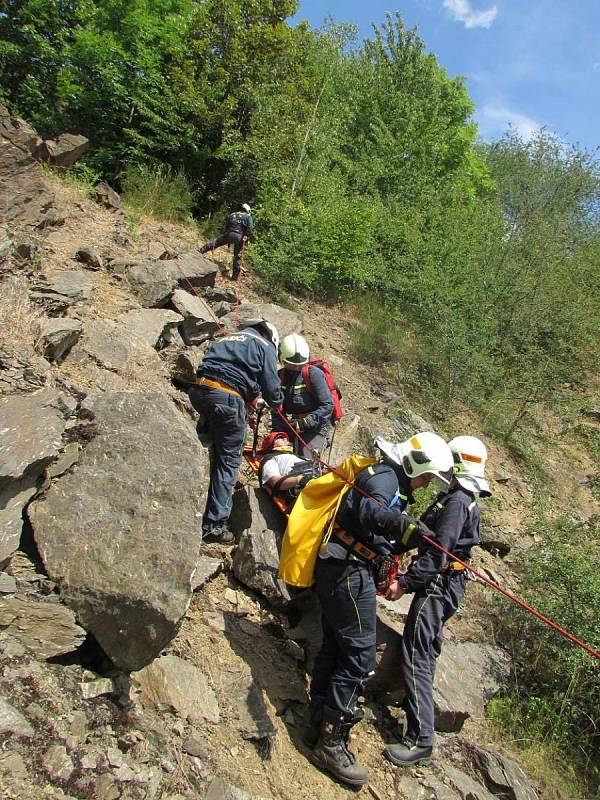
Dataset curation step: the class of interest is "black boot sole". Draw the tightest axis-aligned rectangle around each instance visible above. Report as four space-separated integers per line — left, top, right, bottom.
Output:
383 748 432 767
309 751 368 787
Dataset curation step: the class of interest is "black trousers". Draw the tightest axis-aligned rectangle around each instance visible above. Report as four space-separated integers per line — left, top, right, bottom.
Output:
189 385 247 528
200 231 244 278
400 571 466 746
310 558 377 719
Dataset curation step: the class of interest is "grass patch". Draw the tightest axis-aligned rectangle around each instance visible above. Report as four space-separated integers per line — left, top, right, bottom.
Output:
487 697 587 800
348 300 407 366
121 163 195 224
0 276 44 357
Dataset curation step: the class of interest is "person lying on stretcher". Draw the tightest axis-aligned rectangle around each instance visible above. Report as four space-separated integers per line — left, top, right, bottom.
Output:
258 432 322 504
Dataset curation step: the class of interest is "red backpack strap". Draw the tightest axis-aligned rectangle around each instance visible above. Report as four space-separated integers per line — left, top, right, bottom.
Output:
301 363 312 394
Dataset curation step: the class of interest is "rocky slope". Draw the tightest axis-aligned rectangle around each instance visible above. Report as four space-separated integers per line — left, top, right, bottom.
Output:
1 106 597 800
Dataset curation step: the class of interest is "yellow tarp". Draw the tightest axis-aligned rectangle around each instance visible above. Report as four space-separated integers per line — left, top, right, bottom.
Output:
278 455 376 588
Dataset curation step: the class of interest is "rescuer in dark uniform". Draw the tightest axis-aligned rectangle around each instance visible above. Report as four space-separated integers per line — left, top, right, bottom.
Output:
273 333 333 459
198 203 253 280
188 318 283 543
306 433 454 788
383 435 491 768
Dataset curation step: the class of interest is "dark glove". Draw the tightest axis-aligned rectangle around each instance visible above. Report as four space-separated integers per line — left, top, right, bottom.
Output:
387 512 422 552
297 473 312 490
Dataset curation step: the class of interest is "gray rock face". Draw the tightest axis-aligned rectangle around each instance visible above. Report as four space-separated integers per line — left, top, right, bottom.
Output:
38 317 82 362
117 308 183 350
75 246 103 270
29 391 206 670
231 487 290 603
0 226 10 260
124 252 217 308
37 133 89 169
0 597 86 660
160 346 207 385
133 654 220 723
0 389 70 563
171 287 222 344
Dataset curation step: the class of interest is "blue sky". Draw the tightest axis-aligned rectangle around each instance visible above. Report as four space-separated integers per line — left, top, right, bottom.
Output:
294 0 600 150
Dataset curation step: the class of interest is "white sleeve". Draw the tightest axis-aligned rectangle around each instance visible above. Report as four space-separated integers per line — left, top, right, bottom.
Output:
260 457 281 486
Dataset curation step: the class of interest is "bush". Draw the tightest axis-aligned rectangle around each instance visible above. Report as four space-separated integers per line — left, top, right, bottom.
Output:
120 163 194 224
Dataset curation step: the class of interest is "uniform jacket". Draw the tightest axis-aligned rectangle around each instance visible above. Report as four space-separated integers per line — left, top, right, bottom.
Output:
274 366 333 434
336 463 417 557
396 484 480 592
198 327 283 406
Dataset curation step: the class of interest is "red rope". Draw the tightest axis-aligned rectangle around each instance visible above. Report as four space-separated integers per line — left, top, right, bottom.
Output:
273 408 600 663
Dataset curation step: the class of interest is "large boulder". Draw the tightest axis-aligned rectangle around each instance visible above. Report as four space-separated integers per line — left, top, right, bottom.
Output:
28 392 206 670
171 288 221 345
124 252 217 308
0 389 72 564
230 487 290 603
30 270 94 314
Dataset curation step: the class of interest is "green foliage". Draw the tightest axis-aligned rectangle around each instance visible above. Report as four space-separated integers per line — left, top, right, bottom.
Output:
489 516 600 794
348 299 408 366
121 163 194 223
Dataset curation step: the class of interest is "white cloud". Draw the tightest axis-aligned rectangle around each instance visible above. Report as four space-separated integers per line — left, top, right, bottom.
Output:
443 0 498 29
481 105 542 140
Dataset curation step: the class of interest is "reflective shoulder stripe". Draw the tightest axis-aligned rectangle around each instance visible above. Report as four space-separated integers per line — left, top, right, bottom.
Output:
435 501 445 510
402 522 416 545
468 501 477 511
367 466 375 475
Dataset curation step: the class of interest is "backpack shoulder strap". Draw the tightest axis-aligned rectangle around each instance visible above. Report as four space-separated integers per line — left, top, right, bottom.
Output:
301 363 312 393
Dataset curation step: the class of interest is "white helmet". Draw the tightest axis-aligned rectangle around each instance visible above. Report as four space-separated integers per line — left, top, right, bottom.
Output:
243 318 279 350
448 435 491 497
374 432 454 485
280 333 310 366
241 203 251 213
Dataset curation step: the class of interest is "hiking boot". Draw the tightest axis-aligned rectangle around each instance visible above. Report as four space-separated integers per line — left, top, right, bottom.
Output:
310 706 368 787
383 737 433 767
202 523 234 544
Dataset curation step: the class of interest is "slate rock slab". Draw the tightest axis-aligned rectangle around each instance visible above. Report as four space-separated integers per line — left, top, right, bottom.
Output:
29 391 206 670
0 597 86 659
473 747 539 800
38 316 82 362
30 270 94 313
95 181 123 211
0 697 34 737
0 389 70 563
117 308 183 349
192 556 222 591
133 654 220 723
124 253 217 308
231 487 290 603
221 302 303 339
